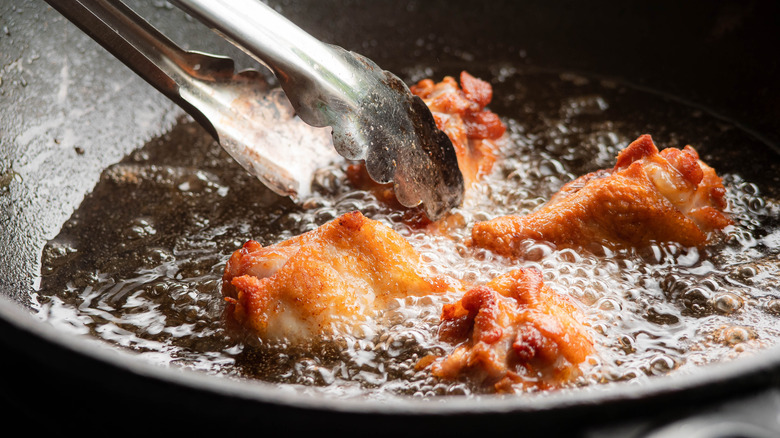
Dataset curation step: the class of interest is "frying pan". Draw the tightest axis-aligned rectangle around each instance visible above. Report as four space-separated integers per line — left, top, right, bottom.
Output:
2 0 780 435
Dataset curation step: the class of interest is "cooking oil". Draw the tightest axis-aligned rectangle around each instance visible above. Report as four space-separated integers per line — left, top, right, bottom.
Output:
36 67 780 398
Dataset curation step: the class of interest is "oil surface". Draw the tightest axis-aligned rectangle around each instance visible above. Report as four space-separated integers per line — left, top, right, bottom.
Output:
36 67 780 398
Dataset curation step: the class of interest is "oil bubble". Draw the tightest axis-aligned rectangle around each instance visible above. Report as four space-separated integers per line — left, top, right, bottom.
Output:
711 292 743 314
721 326 753 346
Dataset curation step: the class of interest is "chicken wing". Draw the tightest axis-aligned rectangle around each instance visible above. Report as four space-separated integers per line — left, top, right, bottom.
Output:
222 211 455 343
420 267 594 392
346 71 506 226
410 70 506 187
472 135 731 256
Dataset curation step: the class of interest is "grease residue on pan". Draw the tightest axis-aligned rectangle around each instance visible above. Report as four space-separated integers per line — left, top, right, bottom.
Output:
35 67 780 398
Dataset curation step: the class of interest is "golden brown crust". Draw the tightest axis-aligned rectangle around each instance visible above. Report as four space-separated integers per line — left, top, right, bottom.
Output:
471 135 731 256
423 268 594 392
222 211 455 343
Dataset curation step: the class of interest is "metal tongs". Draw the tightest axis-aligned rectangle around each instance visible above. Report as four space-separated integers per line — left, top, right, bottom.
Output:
44 0 464 219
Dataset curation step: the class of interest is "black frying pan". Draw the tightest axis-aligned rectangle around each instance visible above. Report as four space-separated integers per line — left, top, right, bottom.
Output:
2 0 780 435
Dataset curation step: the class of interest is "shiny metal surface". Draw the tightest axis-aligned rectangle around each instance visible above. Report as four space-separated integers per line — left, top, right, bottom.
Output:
43 0 338 199
44 0 464 217
172 0 464 219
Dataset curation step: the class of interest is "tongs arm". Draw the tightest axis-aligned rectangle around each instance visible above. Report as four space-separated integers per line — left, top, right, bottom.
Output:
172 0 464 219
170 0 367 134
46 0 464 219
44 0 229 140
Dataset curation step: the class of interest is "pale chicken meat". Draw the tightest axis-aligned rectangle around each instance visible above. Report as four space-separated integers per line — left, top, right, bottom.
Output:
420 267 594 392
471 135 731 256
221 211 455 343
346 71 506 227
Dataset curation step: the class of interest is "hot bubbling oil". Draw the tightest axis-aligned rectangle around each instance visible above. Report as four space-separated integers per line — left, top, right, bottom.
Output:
36 67 780 398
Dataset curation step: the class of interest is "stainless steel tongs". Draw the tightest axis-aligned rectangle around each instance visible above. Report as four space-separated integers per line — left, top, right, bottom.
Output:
44 0 464 220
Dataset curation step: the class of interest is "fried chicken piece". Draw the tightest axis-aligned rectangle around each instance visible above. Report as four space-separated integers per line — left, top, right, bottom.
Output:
346 71 506 227
411 70 506 187
222 211 455 343
420 267 593 392
472 135 731 256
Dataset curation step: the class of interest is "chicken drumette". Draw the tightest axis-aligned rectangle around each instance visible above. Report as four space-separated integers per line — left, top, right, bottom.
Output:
222 211 455 343
472 135 731 257
223 212 593 392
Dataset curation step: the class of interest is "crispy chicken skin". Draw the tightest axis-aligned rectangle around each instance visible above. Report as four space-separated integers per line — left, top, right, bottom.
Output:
421 267 593 392
410 70 506 187
346 71 506 226
472 135 731 256
222 211 454 343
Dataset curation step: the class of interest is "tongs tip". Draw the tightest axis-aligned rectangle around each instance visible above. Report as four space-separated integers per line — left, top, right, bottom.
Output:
310 51 465 221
